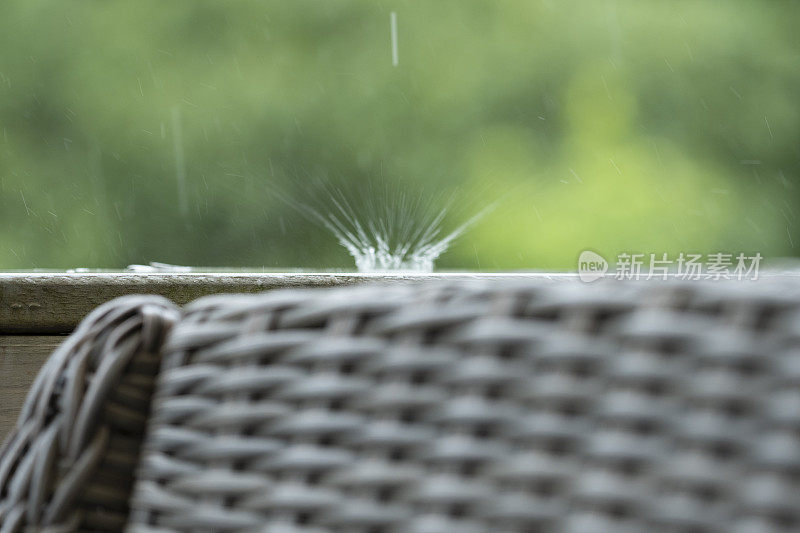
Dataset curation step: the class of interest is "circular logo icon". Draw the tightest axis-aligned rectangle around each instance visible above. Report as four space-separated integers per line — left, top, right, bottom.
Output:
578 250 608 282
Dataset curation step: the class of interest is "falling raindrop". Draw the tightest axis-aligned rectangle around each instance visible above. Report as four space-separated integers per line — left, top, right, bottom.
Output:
171 106 188 217
390 12 399 67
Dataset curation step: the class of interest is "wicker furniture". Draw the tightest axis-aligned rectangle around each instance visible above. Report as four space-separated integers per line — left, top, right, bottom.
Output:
0 296 179 532
2 280 800 532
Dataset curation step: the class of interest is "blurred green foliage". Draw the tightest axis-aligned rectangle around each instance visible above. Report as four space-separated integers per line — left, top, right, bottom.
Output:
1 0 798 270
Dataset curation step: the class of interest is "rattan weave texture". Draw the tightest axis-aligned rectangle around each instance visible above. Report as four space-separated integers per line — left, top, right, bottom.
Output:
126 281 800 533
0 296 179 532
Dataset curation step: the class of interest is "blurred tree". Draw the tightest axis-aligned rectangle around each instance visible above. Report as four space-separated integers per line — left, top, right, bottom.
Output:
0 0 797 270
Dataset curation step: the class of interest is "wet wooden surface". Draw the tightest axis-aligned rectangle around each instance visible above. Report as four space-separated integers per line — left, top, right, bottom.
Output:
0 272 570 333
0 335 62 440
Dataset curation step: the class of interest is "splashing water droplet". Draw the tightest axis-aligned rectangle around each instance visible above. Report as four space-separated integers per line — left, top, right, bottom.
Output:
287 185 490 273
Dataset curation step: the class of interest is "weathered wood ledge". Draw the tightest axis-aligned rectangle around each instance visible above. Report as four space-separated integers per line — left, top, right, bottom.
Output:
0 272 573 333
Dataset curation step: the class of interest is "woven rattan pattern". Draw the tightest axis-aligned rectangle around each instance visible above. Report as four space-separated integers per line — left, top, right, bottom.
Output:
0 296 179 532
124 280 800 533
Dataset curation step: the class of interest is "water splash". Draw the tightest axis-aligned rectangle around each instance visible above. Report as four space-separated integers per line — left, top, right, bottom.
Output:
293 187 489 272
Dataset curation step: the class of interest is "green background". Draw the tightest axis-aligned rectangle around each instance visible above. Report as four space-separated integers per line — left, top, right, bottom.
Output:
1 1 798 270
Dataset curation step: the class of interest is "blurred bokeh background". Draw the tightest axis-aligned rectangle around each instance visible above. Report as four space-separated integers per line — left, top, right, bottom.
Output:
1 1 798 270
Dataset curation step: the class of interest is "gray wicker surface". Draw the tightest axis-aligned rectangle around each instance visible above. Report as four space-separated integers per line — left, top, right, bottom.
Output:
0 296 179 532
125 281 800 533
